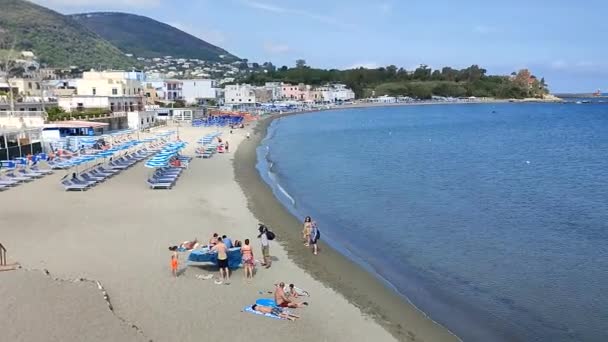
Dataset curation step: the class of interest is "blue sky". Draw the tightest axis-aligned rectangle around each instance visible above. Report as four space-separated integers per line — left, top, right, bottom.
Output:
32 0 607 92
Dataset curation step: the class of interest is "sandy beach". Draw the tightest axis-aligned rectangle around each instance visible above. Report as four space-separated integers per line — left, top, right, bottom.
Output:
0 119 456 341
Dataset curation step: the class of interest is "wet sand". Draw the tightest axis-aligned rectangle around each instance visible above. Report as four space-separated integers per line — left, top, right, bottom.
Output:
234 113 459 341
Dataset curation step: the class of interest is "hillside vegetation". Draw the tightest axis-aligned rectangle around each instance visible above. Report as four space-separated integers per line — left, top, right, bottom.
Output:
241 63 550 99
72 12 239 62
0 0 135 69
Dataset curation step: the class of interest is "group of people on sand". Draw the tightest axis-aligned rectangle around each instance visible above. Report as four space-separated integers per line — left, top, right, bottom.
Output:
169 225 273 284
302 216 321 255
249 282 309 321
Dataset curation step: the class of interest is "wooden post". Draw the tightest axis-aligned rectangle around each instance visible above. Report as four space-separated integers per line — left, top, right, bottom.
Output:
0 243 6 266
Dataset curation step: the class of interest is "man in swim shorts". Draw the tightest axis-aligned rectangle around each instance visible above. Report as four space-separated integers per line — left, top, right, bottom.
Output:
212 237 229 283
274 282 308 308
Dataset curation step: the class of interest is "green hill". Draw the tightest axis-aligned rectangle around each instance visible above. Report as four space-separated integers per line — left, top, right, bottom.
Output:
0 0 135 69
71 12 240 62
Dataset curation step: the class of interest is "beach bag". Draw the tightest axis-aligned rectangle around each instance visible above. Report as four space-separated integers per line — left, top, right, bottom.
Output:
266 231 276 240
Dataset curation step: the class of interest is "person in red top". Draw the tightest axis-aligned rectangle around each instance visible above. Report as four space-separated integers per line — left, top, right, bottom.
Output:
170 254 178 277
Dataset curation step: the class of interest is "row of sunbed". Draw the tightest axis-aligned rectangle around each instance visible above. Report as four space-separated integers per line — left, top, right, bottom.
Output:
146 156 192 189
61 149 156 191
0 162 54 192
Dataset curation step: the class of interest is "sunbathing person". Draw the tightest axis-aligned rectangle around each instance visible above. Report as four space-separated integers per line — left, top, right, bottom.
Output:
209 233 219 246
251 304 300 321
180 238 199 250
274 282 308 308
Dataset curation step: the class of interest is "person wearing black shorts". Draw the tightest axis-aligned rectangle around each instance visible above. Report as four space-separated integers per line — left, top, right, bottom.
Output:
212 237 230 284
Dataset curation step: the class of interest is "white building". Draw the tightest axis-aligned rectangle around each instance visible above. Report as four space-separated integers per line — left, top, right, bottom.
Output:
58 95 143 113
76 71 144 97
224 84 256 104
319 84 356 103
127 110 157 130
264 82 283 101
181 79 218 104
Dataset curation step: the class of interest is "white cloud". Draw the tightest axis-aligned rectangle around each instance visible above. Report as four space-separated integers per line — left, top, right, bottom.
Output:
550 60 567 70
30 0 161 8
379 3 392 14
575 61 593 68
263 42 290 54
242 0 286 13
348 62 379 69
241 0 348 28
473 25 497 34
169 22 226 46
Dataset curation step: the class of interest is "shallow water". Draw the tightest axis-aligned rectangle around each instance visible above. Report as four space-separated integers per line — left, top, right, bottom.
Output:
257 103 608 342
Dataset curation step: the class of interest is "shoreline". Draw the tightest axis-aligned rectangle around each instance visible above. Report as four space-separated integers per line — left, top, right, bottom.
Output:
257 95 563 118
234 112 459 341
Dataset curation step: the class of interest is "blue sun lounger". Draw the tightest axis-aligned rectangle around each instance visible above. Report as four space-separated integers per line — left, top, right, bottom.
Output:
61 180 90 191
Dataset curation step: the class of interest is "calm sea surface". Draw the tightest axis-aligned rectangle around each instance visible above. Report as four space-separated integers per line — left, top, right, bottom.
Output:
256 102 608 342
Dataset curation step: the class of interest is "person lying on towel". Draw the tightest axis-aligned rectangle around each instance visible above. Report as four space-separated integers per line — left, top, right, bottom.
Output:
251 304 300 321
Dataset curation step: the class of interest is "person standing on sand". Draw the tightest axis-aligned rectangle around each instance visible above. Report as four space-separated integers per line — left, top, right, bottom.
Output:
246 132 250 139
170 253 178 277
212 237 230 284
302 216 313 246
225 141 229 152
310 221 320 255
258 225 271 268
241 239 254 280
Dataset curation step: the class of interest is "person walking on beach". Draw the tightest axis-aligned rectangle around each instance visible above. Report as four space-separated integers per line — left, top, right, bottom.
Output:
170 253 178 277
302 216 313 247
246 132 250 139
212 237 230 284
241 239 254 280
258 224 272 268
310 221 320 255
225 141 229 152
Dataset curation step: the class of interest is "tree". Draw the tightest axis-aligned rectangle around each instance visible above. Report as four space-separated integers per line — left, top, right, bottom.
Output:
296 59 307 68
413 64 431 81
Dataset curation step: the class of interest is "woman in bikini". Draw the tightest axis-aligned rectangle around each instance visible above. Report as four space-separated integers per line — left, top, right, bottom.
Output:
302 216 313 247
241 239 254 280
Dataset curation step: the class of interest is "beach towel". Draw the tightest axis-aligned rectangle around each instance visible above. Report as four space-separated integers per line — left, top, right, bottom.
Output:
243 306 284 320
256 298 277 307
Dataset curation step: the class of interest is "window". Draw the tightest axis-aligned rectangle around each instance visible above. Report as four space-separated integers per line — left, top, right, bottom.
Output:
36 83 40 90
92 87 96 95
112 88 118 95
123 89 126 95
28 82 32 89
239 99 242 102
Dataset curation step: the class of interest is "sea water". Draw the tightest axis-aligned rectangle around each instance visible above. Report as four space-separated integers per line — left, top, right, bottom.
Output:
256 103 608 342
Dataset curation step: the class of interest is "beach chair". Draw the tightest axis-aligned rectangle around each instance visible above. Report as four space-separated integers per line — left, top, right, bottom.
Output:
146 179 173 189
96 166 120 175
81 173 106 183
17 168 44 179
5 172 33 182
71 177 97 187
30 165 54 175
90 169 114 178
0 175 20 186
61 180 89 191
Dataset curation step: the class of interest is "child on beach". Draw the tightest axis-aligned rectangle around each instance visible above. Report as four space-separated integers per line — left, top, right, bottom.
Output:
171 254 178 277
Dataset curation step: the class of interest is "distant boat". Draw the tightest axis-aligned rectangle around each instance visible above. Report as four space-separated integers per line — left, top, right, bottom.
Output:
593 89 601 96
